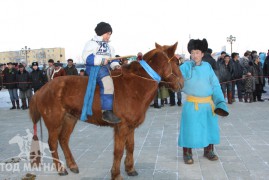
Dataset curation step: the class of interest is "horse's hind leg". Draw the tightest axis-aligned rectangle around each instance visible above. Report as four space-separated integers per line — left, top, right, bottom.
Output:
59 113 78 173
47 125 68 175
124 129 138 176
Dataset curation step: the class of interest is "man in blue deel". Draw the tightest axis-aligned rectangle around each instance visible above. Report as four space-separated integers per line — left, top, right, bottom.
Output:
178 38 229 164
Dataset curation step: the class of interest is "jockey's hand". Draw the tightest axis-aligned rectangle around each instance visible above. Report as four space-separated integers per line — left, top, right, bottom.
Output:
114 65 121 70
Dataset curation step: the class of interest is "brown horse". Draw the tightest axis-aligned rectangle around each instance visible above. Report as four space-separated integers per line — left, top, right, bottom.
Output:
29 43 183 180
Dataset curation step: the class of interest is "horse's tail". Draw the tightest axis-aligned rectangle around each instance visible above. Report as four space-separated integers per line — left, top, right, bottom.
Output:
29 94 41 125
29 94 41 167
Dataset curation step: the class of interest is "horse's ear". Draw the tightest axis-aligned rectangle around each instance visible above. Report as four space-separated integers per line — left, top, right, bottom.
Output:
155 42 162 49
166 42 178 56
171 42 178 53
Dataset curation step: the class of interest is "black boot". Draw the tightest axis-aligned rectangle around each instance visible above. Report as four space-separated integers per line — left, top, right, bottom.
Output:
161 99 164 107
22 99 27 110
204 144 218 161
102 110 121 124
249 93 253 103
10 101 16 110
27 98 31 108
16 100 20 109
244 93 248 103
177 100 182 106
183 147 193 164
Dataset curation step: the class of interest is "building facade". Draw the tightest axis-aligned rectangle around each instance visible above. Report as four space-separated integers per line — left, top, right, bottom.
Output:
0 47 65 65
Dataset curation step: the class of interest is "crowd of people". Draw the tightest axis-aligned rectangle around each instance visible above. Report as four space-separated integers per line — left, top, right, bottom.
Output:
150 49 269 108
1 49 269 110
0 59 81 110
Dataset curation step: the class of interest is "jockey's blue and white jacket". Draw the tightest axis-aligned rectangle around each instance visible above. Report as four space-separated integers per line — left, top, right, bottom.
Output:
82 35 120 110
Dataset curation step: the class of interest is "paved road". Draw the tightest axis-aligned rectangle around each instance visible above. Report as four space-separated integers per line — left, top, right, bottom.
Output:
0 87 269 180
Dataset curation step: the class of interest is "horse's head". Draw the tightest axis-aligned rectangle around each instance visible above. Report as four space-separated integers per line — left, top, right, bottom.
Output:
143 42 183 91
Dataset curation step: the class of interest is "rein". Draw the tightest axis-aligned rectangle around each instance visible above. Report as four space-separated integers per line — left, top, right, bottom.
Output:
110 52 182 90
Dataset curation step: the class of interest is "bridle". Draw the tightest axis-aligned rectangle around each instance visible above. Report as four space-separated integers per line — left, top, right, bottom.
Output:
110 50 182 90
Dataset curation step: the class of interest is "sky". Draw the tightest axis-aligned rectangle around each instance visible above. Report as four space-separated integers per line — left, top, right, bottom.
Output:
0 0 268 63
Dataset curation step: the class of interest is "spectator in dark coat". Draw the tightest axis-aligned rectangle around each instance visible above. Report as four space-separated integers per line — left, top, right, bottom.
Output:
251 55 264 102
64 59 78 75
17 64 32 109
30 62 47 93
3 62 20 109
203 48 217 71
263 50 269 85
231 52 244 102
219 55 234 104
0 64 3 91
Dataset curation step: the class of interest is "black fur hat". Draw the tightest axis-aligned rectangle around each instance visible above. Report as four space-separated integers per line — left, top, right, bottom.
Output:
95 22 112 36
187 39 208 53
32 62 38 66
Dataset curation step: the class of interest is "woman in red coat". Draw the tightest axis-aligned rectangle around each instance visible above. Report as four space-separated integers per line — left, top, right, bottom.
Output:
51 63 66 80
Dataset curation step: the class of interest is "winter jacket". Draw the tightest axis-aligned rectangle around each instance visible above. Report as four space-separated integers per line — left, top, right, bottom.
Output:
251 62 264 85
16 70 31 91
240 56 250 75
64 65 78 75
203 53 217 71
3 68 17 89
46 66 54 82
51 67 66 79
263 56 269 77
218 61 234 83
30 68 47 91
231 59 243 79
82 35 120 79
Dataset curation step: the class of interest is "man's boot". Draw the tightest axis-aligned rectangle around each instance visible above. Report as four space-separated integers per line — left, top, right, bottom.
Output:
102 110 121 124
228 92 233 104
161 99 164 107
177 100 182 106
22 99 27 110
164 98 168 104
204 144 218 161
10 101 16 110
183 147 193 164
244 93 248 103
16 100 20 109
249 93 253 103
27 97 31 108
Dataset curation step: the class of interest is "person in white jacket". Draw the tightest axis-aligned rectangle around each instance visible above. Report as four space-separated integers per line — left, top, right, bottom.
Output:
82 22 121 124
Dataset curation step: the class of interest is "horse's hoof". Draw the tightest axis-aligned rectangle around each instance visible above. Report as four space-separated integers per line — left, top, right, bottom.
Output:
58 169 68 176
127 170 138 176
70 168 79 174
113 174 123 180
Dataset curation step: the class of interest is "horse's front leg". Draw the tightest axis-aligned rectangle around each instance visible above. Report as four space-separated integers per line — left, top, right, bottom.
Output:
111 125 127 180
124 129 138 176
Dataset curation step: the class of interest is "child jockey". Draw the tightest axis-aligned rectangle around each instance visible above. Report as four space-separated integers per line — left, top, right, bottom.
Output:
82 22 121 124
